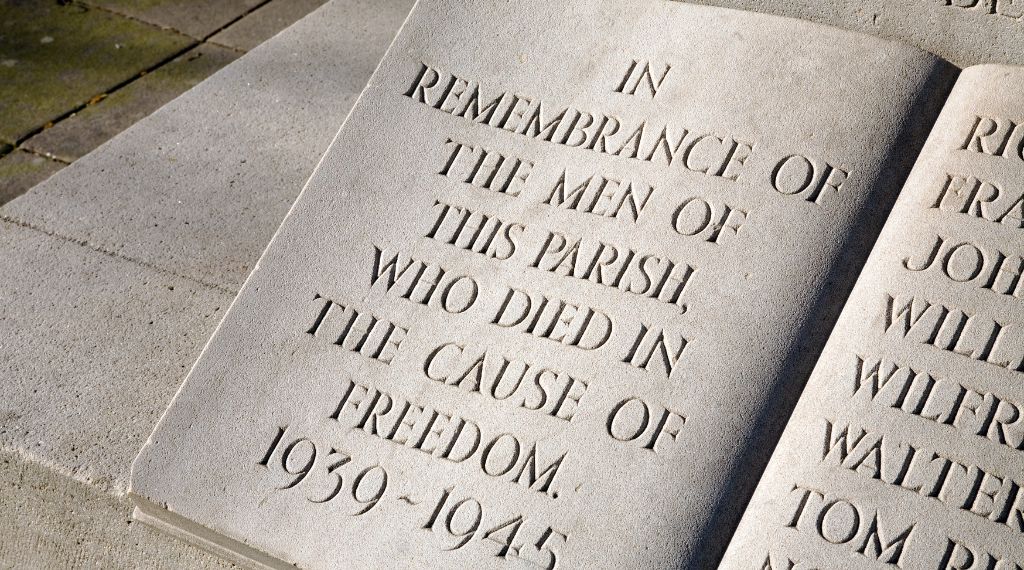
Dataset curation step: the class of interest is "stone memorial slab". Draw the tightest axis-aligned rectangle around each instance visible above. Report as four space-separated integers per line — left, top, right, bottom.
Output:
720 65 1024 569
130 0 958 567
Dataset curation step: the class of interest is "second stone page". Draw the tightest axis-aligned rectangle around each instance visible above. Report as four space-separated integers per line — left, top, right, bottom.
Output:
720 65 1024 569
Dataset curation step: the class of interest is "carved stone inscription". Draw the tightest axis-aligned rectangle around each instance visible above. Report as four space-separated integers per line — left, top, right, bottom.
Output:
129 1 954 568
933 0 1024 22
719 66 1024 569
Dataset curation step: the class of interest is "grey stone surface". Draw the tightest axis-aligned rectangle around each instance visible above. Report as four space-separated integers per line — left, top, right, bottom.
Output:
0 449 235 569
685 0 1024 68
720 65 1024 568
3 0 414 293
24 43 240 163
0 0 410 566
0 218 232 496
0 150 65 206
210 0 331 52
0 1 193 144
84 0 264 40
131 1 956 567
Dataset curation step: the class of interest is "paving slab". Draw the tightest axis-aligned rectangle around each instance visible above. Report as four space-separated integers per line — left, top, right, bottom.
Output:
3 0 414 293
210 0 330 52
0 150 65 206
0 3 410 566
84 0 265 40
0 449 234 569
0 1 193 143
0 218 234 496
685 0 1024 68
24 43 240 163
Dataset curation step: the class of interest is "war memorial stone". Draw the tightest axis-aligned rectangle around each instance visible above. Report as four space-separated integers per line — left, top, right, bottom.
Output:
129 0 961 567
2 0 1023 568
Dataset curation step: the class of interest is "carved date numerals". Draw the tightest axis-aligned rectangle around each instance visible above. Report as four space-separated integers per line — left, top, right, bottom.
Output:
422 487 568 569
258 425 388 515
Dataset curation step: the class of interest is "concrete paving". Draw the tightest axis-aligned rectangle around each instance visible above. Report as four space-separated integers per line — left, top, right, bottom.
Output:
0 449 233 569
0 151 65 205
0 0 410 566
83 0 266 40
0 2 192 144
210 0 330 52
24 44 240 163
0 0 329 205
0 217 233 496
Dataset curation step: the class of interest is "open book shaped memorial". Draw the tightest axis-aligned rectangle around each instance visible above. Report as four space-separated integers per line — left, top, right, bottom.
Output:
129 0 1024 567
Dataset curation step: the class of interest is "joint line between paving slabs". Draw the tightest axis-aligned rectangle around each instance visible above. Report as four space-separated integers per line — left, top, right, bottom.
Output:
19 147 72 166
201 0 277 42
205 40 246 55
20 0 274 148
0 214 237 296
13 42 198 147
72 0 202 40
74 0 275 45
